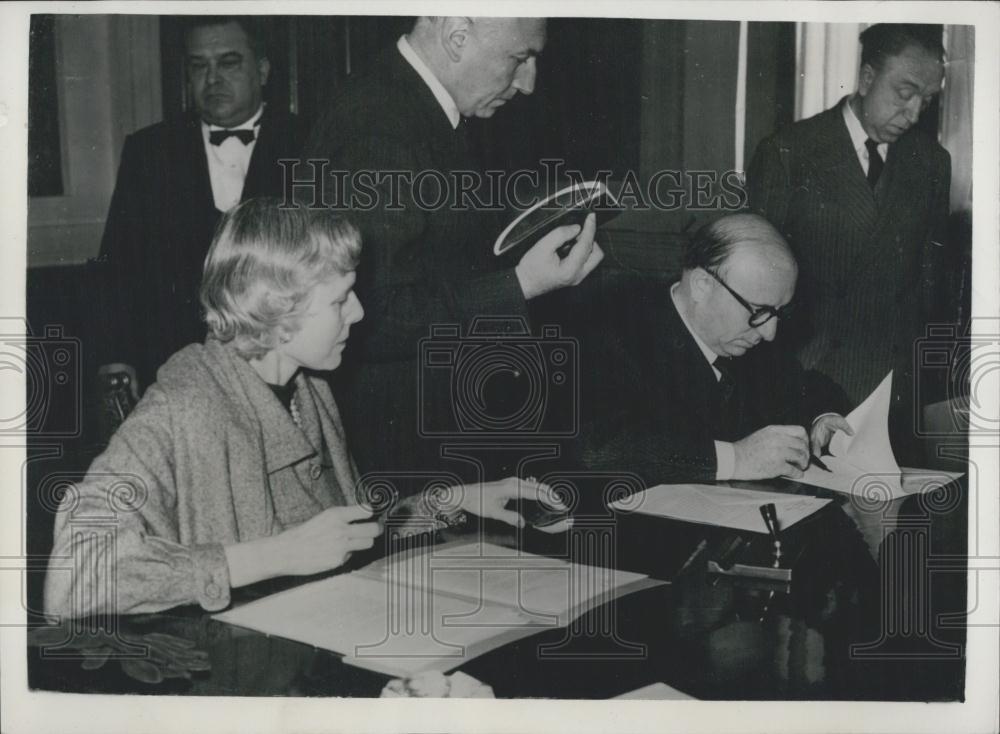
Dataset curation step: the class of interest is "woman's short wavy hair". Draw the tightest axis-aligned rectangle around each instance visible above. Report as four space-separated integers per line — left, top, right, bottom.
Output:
200 197 361 359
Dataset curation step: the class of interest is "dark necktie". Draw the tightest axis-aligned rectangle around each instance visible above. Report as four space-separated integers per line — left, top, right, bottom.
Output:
865 138 884 188
209 129 256 146
456 116 473 159
714 356 739 437
714 357 735 397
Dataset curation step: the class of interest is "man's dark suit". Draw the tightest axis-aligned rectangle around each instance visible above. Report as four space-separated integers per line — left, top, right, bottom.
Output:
99 106 303 391
303 49 528 478
581 274 849 486
746 100 951 413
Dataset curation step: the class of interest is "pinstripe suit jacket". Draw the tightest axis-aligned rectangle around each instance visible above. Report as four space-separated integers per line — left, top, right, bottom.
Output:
747 100 951 406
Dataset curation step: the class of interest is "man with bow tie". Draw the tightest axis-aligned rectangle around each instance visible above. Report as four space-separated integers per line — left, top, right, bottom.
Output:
582 214 852 484
98 16 303 398
747 24 951 463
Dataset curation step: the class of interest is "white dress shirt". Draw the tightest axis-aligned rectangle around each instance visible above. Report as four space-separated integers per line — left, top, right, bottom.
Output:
842 98 888 176
669 284 736 480
397 35 461 130
202 104 265 213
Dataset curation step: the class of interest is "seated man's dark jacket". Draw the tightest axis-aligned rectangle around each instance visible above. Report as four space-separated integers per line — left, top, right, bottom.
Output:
579 274 850 486
98 106 303 391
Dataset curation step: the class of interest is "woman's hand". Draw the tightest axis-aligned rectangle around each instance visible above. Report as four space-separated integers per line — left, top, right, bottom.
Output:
452 477 571 533
225 504 382 587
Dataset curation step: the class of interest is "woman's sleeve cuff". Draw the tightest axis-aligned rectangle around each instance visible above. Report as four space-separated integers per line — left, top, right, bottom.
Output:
189 544 232 612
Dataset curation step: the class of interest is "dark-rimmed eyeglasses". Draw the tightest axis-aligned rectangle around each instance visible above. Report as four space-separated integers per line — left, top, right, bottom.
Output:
705 269 793 328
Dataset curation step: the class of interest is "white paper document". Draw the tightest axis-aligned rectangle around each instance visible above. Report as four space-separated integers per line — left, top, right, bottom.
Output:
214 541 663 678
799 372 965 498
610 484 831 533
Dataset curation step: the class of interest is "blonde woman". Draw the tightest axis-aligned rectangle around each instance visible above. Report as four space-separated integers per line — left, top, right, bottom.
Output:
45 198 559 618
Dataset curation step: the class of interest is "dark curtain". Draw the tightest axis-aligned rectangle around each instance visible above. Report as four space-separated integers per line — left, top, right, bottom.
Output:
28 15 63 197
472 18 642 181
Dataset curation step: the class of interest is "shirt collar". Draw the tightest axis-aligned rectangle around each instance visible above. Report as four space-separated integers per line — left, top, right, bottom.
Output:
203 103 265 134
397 35 461 130
670 283 724 372
843 97 888 158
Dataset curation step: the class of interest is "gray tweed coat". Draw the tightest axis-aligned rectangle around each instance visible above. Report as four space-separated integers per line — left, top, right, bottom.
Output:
45 340 363 617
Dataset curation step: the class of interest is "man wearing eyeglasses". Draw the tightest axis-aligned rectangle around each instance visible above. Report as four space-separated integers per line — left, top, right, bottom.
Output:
583 213 852 483
747 24 950 464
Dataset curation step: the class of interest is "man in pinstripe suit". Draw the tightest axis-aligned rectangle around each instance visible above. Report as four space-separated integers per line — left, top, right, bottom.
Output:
747 23 950 461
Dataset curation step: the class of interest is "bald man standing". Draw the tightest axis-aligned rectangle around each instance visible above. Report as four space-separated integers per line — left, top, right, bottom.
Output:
584 214 852 484
303 17 603 479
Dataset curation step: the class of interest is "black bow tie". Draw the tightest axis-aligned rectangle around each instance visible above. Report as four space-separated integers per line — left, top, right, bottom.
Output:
209 129 256 146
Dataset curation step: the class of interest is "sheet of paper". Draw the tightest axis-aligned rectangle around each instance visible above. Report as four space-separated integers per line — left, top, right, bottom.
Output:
215 542 662 678
610 484 831 533
799 371 965 497
216 571 530 677
365 542 654 626
829 371 900 476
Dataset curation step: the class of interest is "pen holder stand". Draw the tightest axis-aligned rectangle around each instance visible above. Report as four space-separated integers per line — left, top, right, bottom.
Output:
706 528 792 591
706 560 792 584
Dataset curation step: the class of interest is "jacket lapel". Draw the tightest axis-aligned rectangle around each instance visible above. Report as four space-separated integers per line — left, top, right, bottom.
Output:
241 368 316 474
303 375 360 506
204 342 316 539
858 132 930 276
655 295 721 422
871 135 925 238
158 119 219 318
173 115 215 215
243 105 281 200
808 103 877 231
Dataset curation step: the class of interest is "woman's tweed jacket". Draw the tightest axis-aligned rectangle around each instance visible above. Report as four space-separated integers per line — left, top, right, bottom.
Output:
45 339 363 616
